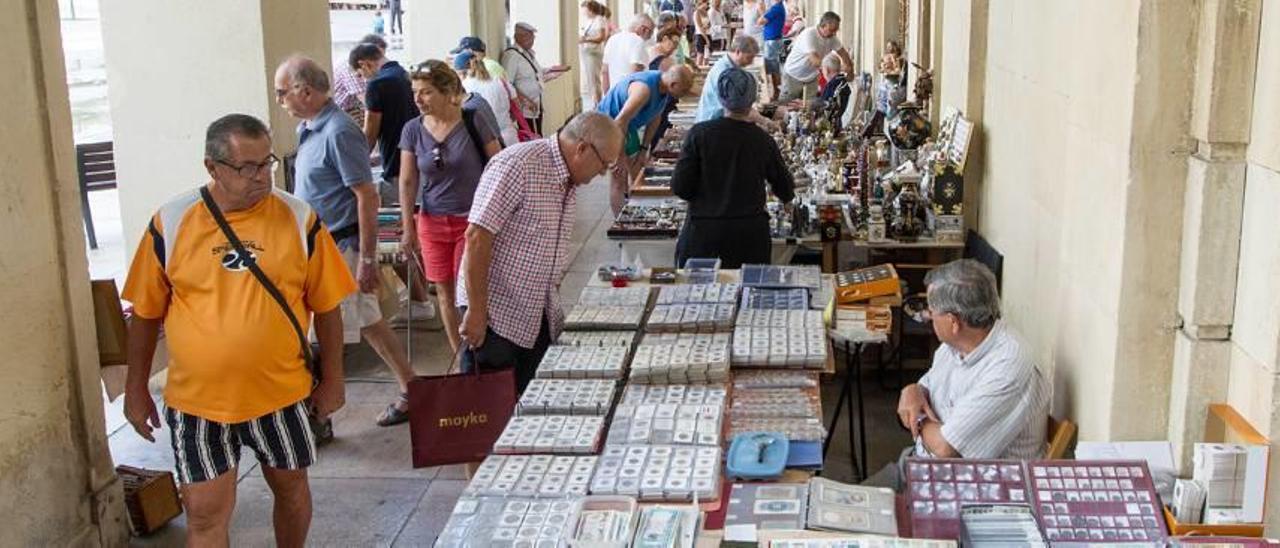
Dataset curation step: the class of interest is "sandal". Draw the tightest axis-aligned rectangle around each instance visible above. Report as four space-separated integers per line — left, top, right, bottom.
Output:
376 393 411 427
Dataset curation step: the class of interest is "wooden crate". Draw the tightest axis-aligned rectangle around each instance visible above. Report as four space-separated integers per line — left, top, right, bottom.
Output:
117 465 182 535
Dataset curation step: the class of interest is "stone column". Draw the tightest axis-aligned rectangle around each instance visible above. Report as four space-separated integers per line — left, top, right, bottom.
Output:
0 0 128 543
935 0 986 232
100 0 332 258
1167 0 1261 471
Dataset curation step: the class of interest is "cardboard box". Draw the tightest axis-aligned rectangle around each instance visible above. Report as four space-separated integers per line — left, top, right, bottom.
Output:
1164 404 1269 537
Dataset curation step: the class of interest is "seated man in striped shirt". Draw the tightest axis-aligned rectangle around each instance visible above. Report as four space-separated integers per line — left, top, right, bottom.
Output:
871 260 1050 489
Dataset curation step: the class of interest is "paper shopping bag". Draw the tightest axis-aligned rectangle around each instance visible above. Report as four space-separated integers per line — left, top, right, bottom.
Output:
407 364 515 468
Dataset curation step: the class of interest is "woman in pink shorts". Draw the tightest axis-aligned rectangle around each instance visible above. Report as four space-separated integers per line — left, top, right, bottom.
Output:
398 59 503 352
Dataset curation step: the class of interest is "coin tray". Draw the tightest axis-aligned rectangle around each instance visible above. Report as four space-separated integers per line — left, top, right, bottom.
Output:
741 287 812 310
645 304 737 333
494 415 606 454
466 455 599 498
655 283 741 305
577 286 652 307
535 346 630 380
734 309 826 329
731 327 828 368
1027 459 1166 543
436 497 580 548
589 444 722 502
905 458 1030 540
727 417 826 442
517 379 618 416
732 370 820 389
554 330 638 348
619 384 728 406
630 338 730 384
740 264 823 290
728 387 822 419
607 403 724 446
565 306 647 330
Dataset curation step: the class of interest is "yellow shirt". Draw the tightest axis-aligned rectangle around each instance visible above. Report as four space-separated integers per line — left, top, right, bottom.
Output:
123 187 355 423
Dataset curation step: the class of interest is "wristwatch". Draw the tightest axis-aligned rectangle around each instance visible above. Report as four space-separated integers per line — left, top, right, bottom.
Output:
360 256 376 265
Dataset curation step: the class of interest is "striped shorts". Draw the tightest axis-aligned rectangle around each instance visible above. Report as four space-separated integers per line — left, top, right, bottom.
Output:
165 400 317 484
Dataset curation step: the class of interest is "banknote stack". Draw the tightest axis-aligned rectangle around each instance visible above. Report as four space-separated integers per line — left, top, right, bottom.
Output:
573 506 636 544
724 483 810 542
806 477 898 536
607 403 723 446
633 505 699 548
534 346 630 380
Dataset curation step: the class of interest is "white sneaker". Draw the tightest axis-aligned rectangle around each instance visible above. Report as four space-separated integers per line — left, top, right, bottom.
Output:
389 299 443 331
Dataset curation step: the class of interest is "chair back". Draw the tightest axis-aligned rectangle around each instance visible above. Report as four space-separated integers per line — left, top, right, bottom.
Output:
76 141 116 191
1046 415 1077 459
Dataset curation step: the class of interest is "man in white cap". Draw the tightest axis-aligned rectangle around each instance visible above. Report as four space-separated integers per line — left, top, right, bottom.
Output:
502 22 570 135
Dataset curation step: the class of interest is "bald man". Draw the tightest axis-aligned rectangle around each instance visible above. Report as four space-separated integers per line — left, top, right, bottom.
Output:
597 65 694 215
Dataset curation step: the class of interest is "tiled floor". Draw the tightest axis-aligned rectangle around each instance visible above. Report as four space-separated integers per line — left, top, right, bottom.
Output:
116 180 915 546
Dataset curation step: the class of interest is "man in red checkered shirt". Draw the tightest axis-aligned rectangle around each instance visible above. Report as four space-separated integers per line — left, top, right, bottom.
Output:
457 112 622 392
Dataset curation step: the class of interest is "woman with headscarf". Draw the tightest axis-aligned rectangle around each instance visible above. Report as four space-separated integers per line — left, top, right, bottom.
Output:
671 67 794 268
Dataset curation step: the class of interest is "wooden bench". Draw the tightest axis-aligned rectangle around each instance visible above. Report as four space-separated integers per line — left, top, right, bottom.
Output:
76 141 116 249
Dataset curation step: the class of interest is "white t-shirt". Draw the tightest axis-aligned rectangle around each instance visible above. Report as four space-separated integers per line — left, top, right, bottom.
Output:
742 1 763 41
463 77 520 146
603 31 649 88
783 27 842 82
709 8 727 40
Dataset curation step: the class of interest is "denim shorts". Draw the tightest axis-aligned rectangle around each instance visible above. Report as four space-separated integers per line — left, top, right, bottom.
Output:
764 39 784 74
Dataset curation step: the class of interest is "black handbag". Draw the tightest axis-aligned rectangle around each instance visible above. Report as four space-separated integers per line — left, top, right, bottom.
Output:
198 186 335 443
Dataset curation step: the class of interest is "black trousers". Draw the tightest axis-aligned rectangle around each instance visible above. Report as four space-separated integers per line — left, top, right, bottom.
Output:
675 217 772 270
525 115 543 136
458 309 551 395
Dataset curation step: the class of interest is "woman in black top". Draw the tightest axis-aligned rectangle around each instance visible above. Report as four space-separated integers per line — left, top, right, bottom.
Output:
672 67 795 268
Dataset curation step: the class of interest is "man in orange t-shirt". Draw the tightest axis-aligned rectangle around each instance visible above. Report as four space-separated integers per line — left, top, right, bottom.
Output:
122 114 355 547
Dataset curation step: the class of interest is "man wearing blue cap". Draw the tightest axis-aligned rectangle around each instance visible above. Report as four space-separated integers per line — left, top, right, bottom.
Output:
450 36 507 81
672 67 794 268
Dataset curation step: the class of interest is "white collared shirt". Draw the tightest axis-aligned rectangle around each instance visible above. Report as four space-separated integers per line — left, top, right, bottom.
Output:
915 320 1050 460
502 44 545 117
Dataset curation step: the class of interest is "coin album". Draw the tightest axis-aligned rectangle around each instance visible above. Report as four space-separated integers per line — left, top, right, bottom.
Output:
729 387 822 419
607 403 723 446
619 384 728 406
656 283 741 305
435 497 579 548
728 417 827 442
565 305 646 330
554 330 638 348
733 370 820 389
807 478 898 536
577 286 653 307
732 327 828 368
740 264 824 290
535 346 630 380
517 379 617 416
465 455 599 499
725 483 810 536
494 415 606 455
589 444 723 502
645 304 737 332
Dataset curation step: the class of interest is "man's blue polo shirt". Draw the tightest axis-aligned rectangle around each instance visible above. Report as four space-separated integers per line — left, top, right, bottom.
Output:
294 100 373 251
762 1 786 41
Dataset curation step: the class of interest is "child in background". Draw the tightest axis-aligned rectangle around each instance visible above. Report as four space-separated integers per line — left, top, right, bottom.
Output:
372 10 385 35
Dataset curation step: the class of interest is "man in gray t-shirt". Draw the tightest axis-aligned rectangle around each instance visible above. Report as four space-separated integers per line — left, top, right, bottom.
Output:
274 56 417 427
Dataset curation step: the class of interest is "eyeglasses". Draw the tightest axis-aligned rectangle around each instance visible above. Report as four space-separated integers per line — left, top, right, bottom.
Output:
587 142 615 171
432 144 444 169
274 83 302 100
217 154 280 178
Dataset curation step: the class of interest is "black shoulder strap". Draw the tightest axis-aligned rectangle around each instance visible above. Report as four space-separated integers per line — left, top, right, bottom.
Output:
199 187 315 368
461 105 491 165
505 46 538 73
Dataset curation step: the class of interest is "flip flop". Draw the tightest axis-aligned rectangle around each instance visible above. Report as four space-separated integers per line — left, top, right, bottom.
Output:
376 393 410 427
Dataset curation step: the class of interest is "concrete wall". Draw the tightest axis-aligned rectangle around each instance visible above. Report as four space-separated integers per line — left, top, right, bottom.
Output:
0 0 128 544
102 0 332 258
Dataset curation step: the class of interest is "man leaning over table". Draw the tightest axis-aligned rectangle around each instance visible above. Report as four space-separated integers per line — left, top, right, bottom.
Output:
865 259 1050 491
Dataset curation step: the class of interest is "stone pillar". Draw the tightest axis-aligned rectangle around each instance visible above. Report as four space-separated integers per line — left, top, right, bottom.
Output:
935 0 986 231
1167 0 1261 472
0 0 128 543
405 0 479 67
101 0 332 259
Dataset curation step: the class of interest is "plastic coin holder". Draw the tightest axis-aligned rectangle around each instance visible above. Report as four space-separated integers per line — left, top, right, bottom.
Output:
553 330 638 348
655 283 742 305
607 403 724 447
732 370 820 389
728 387 822 419
534 346 630 380
726 417 826 442
740 287 812 310
517 379 617 416
589 444 722 502
629 339 730 384
564 305 646 330
620 383 728 406
734 309 825 329
740 264 823 290
494 415 606 454
576 286 652 307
